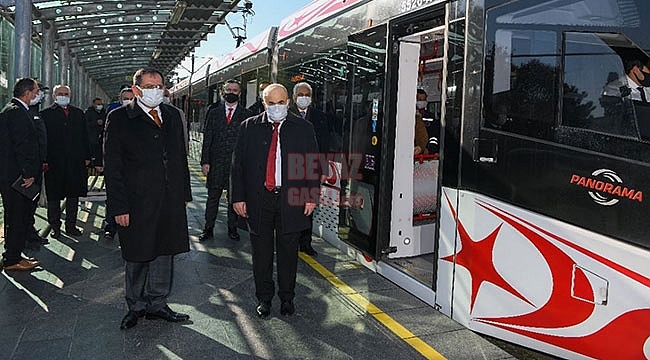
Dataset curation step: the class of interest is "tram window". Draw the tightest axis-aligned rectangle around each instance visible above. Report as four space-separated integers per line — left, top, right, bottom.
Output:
562 32 641 139
484 28 560 140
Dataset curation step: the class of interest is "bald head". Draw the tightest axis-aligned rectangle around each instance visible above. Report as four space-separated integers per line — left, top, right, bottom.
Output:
262 83 289 107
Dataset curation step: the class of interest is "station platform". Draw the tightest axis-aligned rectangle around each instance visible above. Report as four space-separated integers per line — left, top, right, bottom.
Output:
0 157 551 359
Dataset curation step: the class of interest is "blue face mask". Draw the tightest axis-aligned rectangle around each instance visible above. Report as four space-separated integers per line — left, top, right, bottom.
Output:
266 104 288 121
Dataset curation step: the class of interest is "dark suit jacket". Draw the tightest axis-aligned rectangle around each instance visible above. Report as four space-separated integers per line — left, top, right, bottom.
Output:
104 101 192 262
201 103 253 189
40 104 91 199
231 112 320 235
292 105 331 154
0 99 40 192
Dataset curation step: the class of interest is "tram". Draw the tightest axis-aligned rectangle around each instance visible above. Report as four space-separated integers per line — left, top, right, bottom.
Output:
172 0 650 359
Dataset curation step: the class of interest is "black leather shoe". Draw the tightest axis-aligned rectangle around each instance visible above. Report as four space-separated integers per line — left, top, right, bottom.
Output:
65 227 82 236
256 301 271 318
145 305 189 322
280 301 295 316
120 310 145 330
30 232 49 244
300 246 318 256
228 228 240 241
198 228 213 241
50 228 61 239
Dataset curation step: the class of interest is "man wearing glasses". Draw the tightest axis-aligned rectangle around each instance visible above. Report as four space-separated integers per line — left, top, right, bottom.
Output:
104 68 192 330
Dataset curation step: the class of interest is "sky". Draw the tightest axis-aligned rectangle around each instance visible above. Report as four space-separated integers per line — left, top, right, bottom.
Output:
174 0 313 80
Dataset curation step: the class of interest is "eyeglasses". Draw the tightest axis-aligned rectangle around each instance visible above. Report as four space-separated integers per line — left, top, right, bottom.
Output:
138 84 164 90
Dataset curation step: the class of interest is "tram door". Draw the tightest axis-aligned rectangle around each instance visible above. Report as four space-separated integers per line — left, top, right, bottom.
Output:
337 26 388 258
380 8 447 289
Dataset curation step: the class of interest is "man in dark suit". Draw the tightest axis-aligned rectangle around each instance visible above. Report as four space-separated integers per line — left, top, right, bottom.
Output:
104 68 192 330
247 80 270 115
291 81 331 257
0 78 42 271
199 79 252 241
85 97 106 172
40 85 91 238
232 83 320 318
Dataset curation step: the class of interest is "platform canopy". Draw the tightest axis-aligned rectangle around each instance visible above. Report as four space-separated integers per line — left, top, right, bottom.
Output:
1 0 242 96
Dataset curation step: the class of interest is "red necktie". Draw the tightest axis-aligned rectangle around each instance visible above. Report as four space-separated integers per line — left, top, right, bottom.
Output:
226 107 233 125
265 122 280 191
63 107 70 117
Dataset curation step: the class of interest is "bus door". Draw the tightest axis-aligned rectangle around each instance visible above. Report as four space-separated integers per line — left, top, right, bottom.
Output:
380 7 447 290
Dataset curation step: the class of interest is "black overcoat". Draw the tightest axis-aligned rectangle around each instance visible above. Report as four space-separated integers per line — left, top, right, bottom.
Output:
231 112 320 235
200 103 252 189
291 105 332 154
103 101 192 262
40 104 91 200
0 99 40 192
85 107 107 166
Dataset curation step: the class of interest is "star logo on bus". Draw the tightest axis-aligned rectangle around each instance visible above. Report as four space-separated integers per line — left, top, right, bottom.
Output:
441 223 532 311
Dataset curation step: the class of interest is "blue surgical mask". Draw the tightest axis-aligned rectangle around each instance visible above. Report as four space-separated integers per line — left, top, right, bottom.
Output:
136 87 164 107
266 104 288 121
55 96 70 107
296 96 311 109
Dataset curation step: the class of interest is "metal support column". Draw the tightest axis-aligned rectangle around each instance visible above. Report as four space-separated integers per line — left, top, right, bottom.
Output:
41 21 55 107
59 42 69 86
14 0 32 79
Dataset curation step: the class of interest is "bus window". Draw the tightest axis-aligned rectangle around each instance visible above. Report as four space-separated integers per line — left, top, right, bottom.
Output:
562 32 639 138
484 27 560 140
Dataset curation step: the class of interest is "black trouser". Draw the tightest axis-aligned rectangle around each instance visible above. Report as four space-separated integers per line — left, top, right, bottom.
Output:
204 186 237 230
124 255 173 313
1 188 32 266
250 189 300 303
47 197 79 230
299 215 314 249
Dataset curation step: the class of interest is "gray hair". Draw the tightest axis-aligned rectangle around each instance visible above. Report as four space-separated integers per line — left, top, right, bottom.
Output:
292 82 312 96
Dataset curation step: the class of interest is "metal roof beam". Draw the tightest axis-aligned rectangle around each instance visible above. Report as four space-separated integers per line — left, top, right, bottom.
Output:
36 2 175 19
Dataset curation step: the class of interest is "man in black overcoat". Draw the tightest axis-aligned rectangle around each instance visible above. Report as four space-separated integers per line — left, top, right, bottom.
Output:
199 79 252 241
85 97 106 170
291 81 332 257
0 78 42 271
40 85 91 238
104 68 192 330
231 83 320 318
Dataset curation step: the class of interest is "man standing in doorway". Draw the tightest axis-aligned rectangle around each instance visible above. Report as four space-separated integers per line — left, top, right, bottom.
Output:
104 68 191 330
232 83 320 317
40 85 91 239
199 79 252 241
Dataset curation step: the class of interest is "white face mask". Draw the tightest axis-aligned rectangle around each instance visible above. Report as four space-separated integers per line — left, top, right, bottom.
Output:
162 96 171 105
136 87 164 107
416 100 428 110
266 104 288 121
122 99 132 106
30 91 43 106
95 104 104 111
295 96 312 109
55 96 70 107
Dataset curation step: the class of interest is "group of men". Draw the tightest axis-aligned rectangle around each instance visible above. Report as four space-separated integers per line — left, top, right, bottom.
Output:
0 80 96 271
0 68 333 327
